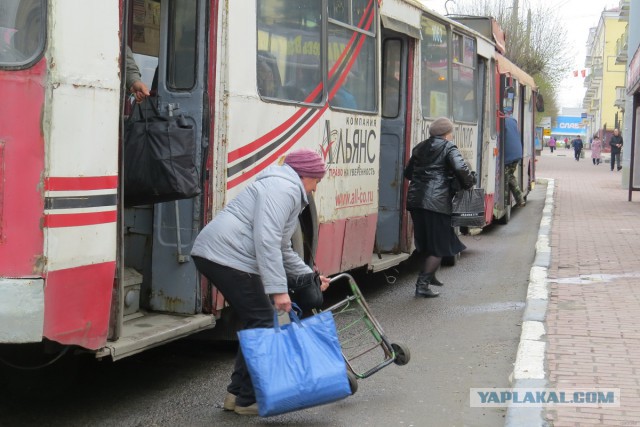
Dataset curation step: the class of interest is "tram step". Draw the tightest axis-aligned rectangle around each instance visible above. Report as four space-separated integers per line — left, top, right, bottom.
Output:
369 253 410 273
97 312 215 361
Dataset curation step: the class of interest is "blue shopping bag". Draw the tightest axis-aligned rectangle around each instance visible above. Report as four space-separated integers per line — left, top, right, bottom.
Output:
238 308 351 417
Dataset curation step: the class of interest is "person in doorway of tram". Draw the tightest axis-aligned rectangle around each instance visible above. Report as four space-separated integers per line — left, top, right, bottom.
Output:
404 117 475 298
190 149 331 416
548 136 557 153
504 116 526 207
591 135 602 165
125 46 150 103
609 128 623 171
571 136 584 161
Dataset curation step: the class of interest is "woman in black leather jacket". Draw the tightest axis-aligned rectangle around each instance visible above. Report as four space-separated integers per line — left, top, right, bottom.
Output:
404 117 475 298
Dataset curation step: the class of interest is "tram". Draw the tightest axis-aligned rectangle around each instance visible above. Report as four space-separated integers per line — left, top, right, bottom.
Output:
0 0 539 362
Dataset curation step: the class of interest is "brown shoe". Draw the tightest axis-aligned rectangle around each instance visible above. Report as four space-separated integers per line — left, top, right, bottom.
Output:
223 393 236 411
234 402 259 416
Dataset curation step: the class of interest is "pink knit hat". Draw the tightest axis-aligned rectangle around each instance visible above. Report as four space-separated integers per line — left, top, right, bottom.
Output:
284 149 327 179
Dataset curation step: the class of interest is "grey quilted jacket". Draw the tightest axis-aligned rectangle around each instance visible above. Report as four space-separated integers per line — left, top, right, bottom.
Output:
191 164 312 294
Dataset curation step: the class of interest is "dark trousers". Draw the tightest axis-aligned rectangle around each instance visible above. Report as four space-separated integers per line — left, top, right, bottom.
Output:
192 256 274 407
550 146 555 153
574 149 581 161
611 152 621 170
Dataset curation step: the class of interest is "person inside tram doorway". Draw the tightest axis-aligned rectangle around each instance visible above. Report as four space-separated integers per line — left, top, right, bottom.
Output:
571 135 584 161
504 116 526 207
125 46 150 103
190 149 331 416
404 117 476 298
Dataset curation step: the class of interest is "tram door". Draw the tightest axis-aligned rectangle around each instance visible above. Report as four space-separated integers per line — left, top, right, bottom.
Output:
123 0 208 315
376 31 409 253
150 0 208 314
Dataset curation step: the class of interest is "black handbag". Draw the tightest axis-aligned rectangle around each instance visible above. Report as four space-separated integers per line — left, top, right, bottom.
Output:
287 272 323 311
124 99 200 206
451 188 486 227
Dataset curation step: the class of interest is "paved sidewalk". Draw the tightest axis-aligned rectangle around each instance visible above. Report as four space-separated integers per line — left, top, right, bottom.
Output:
524 149 640 426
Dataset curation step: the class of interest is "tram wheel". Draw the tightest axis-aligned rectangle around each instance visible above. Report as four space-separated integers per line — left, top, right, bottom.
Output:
497 203 511 225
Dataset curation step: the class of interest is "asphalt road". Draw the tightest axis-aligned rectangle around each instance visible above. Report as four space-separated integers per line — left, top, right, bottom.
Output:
0 183 545 427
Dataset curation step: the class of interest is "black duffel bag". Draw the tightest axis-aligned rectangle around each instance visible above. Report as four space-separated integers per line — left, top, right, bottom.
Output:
124 99 200 206
287 272 323 311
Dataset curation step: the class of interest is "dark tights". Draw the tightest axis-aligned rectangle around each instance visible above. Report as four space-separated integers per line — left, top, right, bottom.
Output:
423 255 442 274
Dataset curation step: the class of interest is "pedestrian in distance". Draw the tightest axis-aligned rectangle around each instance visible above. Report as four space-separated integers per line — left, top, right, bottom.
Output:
564 137 570 150
571 136 584 161
609 128 623 171
591 135 602 165
190 149 331 416
403 117 476 298
504 116 527 207
548 136 556 153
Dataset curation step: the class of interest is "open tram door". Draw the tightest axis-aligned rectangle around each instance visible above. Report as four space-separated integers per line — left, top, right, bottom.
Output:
105 0 214 360
373 23 415 271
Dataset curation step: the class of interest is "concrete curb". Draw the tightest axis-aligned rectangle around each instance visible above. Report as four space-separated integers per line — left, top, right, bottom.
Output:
504 178 554 427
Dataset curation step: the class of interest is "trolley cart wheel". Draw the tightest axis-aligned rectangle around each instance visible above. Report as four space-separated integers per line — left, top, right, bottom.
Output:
391 342 411 366
347 370 359 394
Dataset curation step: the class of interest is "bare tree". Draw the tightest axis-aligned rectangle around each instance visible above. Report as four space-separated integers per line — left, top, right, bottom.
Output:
446 0 571 118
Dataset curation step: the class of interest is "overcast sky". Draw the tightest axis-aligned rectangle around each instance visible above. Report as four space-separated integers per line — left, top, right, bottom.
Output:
420 0 620 108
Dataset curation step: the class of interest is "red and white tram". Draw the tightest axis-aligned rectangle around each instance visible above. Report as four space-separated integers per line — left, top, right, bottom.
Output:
0 0 539 361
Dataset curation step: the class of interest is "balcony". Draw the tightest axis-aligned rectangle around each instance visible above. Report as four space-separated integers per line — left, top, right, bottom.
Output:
591 63 603 80
614 86 626 110
616 32 628 65
585 55 593 68
619 0 630 20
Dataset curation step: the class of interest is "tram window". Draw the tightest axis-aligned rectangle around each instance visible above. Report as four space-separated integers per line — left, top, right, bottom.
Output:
257 0 322 103
166 0 197 90
329 0 373 29
0 0 45 67
382 39 401 118
452 34 476 122
420 16 448 118
326 0 376 112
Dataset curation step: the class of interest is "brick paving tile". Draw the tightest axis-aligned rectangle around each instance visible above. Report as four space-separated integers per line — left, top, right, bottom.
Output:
536 152 640 425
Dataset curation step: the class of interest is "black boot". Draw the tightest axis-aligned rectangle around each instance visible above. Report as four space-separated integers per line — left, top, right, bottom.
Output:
415 273 440 298
427 273 444 287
